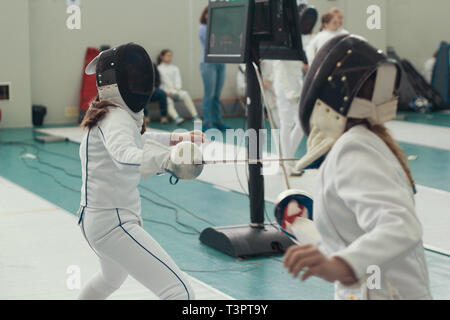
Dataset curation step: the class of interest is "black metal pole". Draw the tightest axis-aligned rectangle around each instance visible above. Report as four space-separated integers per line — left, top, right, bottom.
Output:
246 41 265 227
198 0 296 257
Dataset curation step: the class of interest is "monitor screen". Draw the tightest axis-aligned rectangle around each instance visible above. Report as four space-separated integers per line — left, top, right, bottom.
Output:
205 1 252 64
208 6 246 57
205 0 304 63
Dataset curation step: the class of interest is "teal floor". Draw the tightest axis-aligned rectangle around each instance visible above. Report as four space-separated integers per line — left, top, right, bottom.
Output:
0 112 449 299
396 111 450 127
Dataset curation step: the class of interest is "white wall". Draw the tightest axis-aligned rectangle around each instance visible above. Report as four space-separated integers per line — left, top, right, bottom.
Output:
343 0 387 50
1 0 449 127
0 0 32 128
309 0 387 50
310 0 449 69
28 0 238 125
386 0 450 70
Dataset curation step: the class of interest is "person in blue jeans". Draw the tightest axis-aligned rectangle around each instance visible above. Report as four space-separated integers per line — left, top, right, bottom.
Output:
145 88 169 124
198 7 229 132
144 64 170 124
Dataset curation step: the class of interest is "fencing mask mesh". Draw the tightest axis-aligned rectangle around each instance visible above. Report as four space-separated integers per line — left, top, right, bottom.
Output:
86 43 155 113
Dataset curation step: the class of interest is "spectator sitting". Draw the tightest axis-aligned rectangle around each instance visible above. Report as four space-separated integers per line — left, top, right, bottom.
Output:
144 64 169 124
157 49 201 125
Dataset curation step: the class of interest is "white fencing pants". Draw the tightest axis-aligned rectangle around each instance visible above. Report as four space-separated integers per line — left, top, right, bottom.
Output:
264 88 280 129
77 207 195 300
276 95 304 160
167 90 199 120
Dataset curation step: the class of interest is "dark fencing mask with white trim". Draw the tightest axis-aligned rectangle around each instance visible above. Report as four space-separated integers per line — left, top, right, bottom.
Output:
295 34 401 171
85 43 155 113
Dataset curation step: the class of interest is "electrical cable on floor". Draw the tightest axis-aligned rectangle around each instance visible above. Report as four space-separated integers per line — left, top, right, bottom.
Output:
11 138 448 263
0 140 204 235
13 144 81 193
0 140 80 161
1 138 269 231
0 139 262 273
26 144 81 179
139 184 217 227
139 192 201 235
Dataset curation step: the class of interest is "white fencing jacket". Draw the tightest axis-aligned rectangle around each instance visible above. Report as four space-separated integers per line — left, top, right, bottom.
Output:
80 105 172 216
158 63 183 94
237 60 275 97
273 60 304 104
314 125 431 300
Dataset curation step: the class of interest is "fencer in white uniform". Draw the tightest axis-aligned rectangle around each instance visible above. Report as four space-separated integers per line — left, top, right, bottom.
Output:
273 60 304 172
77 43 204 300
237 61 279 127
284 35 431 300
269 4 319 167
260 60 279 128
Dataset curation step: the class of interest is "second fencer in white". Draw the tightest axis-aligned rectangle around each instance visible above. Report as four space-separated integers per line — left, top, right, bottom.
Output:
237 61 279 127
77 43 204 300
273 60 304 175
284 35 431 300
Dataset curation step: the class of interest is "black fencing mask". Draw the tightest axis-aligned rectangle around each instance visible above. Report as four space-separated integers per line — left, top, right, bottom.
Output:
85 43 154 113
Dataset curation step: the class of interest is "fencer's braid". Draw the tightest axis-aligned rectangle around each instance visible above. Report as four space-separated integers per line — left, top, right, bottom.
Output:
80 96 118 129
368 123 416 189
81 96 146 134
141 118 146 135
349 74 415 190
346 119 415 190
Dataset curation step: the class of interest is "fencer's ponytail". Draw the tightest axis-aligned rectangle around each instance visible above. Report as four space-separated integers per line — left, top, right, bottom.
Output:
141 117 146 135
81 96 146 135
368 123 415 189
346 73 416 190
80 96 118 130
346 120 415 189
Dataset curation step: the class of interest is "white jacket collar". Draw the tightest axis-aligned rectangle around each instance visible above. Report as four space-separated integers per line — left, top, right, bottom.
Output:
98 84 144 129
